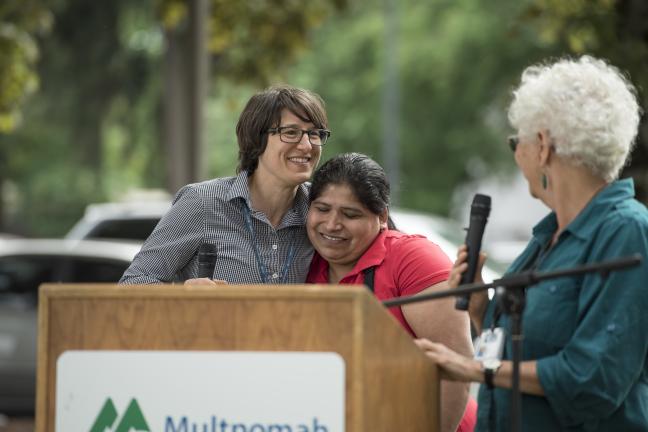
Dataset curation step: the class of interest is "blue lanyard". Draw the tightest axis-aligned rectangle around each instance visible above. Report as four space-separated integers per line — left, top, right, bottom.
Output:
242 206 297 284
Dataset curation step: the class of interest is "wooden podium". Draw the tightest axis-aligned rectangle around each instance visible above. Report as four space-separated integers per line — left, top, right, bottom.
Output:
36 284 439 431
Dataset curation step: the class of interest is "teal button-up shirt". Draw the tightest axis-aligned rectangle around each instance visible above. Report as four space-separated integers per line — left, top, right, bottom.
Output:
476 179 648 431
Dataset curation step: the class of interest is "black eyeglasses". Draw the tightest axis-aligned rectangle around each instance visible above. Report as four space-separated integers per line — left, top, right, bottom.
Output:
267 126 331 146
508 135 519 152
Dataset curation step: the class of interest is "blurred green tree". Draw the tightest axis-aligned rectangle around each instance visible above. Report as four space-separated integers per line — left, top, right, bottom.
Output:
0 0 162 235
158 0 346 85
0 0 346 235
0 0 53 231
0 0 52 132
289 0 552 215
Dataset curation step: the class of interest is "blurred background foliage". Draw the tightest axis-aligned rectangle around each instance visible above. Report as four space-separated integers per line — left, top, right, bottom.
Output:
159 0 346 84
0 0 646 236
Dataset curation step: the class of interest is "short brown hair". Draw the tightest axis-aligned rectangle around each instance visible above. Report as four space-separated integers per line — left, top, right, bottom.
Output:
236 85 328 175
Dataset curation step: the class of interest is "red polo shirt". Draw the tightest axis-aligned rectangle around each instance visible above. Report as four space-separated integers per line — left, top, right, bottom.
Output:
306 229 452 336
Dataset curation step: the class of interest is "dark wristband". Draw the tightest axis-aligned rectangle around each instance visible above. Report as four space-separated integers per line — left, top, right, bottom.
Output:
484 368 496 389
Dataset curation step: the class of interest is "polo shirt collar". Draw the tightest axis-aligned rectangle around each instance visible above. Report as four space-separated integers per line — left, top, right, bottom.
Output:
310 230 391 282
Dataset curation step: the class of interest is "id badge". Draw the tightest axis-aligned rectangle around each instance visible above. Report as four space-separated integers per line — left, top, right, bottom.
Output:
474 327 505 361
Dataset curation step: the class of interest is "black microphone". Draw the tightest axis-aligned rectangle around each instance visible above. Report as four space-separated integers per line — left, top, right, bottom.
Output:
197 243 217 279
455 194 491 310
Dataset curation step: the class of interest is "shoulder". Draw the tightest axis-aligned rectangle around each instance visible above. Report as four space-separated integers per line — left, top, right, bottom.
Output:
599 197 648 237
182 176 237 197
376 231 451 294
611 197 648 224
385 230 446 252
383 230 452 265
589 197 648 260
174 176 238 203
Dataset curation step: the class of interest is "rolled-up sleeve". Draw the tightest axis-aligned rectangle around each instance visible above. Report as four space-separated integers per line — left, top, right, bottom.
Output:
119 185 205 284
536 218 648 428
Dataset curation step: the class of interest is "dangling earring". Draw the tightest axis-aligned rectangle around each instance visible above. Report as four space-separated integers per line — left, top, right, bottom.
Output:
541 173 548 190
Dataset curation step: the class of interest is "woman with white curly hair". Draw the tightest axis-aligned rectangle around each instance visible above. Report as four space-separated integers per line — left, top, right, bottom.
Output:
416 55 648 431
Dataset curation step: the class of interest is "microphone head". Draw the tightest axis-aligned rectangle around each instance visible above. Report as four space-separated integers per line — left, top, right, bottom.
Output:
197 243 218 279
471 194 491 217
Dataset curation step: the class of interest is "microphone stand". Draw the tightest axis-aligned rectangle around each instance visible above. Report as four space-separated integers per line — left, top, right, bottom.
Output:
383 254 642 432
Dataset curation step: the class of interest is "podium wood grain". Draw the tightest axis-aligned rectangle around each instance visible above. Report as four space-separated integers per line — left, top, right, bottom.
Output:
36 284 439 431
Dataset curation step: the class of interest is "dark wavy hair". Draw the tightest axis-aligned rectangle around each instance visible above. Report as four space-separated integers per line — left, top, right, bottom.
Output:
310 153 396 229
236 85 328 175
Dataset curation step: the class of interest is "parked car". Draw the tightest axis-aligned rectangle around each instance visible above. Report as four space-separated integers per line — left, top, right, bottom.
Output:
65 201 171 241
0 239 142 415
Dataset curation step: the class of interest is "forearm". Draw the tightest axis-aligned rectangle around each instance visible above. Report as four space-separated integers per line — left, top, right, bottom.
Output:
467 295 490 334
463 359 545 396
119 246 179 284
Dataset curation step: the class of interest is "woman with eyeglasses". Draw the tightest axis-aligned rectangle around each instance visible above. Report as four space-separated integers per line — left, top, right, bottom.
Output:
416 56 648 431
305 153 476 432
120 85 331 285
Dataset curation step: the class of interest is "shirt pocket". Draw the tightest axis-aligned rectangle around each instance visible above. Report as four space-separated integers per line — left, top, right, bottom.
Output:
522 278 581 356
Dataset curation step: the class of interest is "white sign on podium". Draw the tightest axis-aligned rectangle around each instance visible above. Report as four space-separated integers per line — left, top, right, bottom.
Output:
56 351 345 432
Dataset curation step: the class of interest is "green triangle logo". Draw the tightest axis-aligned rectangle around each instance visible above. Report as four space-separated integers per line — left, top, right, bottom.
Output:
89 398 150 432
115 399 150 432
89 398 118 432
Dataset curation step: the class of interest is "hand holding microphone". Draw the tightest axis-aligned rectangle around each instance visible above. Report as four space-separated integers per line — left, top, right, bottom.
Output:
454 194 491 311
184 243 228 286
450 245 489 333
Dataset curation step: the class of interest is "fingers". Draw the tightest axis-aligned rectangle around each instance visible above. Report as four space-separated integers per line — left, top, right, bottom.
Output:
415 338 477 382
448 263 467 288
414 338 433 349
414 338 445 354
477 251 487 273
184 278 220 286
450 245 488 287
449 248 469 288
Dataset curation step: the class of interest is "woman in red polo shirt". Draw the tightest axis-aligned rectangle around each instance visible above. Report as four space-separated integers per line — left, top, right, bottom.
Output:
305 152 476 432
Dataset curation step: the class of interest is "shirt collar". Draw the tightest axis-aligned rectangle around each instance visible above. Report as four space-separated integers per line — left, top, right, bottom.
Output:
291 182 311 222
563 178 635 241
531 211 558 244
226 170 311 227
531 178 635 243
226 170 253 207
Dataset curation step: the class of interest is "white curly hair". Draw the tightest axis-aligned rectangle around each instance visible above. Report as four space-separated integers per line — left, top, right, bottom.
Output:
508 55 641 182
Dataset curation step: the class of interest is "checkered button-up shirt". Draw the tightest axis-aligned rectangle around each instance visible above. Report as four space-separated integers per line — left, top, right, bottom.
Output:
119 171 314 284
